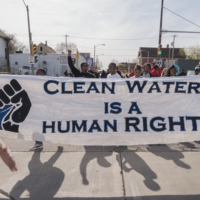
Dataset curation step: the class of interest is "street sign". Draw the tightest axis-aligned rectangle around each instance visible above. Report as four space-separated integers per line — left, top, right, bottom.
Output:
29 56 35 64
157 60 162 68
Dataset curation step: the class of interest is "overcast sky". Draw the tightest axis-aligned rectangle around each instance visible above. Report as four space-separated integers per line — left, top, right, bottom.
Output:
1 0 200 69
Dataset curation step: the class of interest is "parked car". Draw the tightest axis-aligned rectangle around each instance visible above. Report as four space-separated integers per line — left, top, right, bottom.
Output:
19 66 37 75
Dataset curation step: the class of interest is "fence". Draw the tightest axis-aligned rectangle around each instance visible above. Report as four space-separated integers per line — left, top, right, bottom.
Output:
0 57 9 73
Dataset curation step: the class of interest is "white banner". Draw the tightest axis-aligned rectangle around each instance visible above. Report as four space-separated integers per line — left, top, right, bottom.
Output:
0 75 200 145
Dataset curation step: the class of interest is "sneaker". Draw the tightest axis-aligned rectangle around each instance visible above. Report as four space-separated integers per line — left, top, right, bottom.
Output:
29 143 43 151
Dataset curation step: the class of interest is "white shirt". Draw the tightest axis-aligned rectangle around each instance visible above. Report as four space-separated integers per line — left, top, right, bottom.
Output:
107 73 121 78
130 76 143 79
141 72 150 78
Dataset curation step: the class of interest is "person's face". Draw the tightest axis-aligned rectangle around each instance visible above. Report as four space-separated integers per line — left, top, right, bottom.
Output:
36 69 45 76
145 65 150 73
135 69 141 78
164 69 168 75
170 68 175 76
81 65 88 72
195 70 199 75
109 64 116 74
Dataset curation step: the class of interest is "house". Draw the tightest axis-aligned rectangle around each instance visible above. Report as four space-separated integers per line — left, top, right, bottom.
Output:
9 53 86 76
138 47 186 67
36 41 56 55
0 29 10 72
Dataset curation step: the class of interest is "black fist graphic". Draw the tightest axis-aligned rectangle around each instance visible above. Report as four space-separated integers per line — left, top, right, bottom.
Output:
0 79 31 132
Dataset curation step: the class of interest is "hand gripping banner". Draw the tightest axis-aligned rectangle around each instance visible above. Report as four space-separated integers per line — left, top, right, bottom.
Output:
0 75 200 145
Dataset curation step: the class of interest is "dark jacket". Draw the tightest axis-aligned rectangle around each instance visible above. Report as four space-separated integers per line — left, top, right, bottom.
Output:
68 56 96 78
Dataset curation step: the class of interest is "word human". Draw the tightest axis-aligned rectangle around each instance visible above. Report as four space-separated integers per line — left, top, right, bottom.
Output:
44 80 200 95
42 116 200 134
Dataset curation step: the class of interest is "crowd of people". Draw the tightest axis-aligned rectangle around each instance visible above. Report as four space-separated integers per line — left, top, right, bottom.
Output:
66 50 200 79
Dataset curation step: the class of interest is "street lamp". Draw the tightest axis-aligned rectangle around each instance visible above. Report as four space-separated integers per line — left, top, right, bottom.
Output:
140 50 149 63
94 44 105 68
22 0 34 75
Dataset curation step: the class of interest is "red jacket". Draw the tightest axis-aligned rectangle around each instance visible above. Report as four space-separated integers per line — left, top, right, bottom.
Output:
129 71 135 77
151 70 160 77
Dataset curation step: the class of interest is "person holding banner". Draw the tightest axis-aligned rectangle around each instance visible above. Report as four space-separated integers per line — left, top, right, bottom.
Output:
107 63 121 79
194 66 200 75
68 50 98 78
151 65 160 77
0 138 17 171
141 63 154 78
166 65 176 77
130 65 143 79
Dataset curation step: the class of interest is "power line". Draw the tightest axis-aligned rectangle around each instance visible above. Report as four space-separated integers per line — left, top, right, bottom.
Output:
17 34 171 41
69 36 165 41
164 7 200 28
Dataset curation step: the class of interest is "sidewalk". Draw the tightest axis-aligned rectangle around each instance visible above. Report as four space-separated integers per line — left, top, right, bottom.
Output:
0 138 200 200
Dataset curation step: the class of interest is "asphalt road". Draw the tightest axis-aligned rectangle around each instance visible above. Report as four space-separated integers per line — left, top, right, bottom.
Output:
1 137 200 200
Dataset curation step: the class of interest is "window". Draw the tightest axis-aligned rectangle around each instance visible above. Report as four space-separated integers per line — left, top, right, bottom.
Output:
23 66 30 70
40 47 43 51
15 62 18 65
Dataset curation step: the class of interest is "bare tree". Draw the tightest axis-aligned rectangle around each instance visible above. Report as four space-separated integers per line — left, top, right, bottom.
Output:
179 44 200 60
111 59 119 65
4 32 29 53
96 60 103 70
55 42 77 54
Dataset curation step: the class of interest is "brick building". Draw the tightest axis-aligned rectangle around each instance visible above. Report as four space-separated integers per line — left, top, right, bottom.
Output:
138 47 185 67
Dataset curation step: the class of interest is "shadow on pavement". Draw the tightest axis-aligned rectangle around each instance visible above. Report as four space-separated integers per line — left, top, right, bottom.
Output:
1 195 200 200
116 147 160 191
147 144 191 169
9 147 64 200
80 146 113 185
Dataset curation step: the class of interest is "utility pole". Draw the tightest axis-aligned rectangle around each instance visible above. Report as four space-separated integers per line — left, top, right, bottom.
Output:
94 45 96 68
167 44 171 67
172 35 177 64
65 35 68 53
22 0 34 75
158 0 164 60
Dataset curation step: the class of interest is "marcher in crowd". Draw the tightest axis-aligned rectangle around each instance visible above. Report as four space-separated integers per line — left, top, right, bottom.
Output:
161 68 168 77
68 50 99 78
129 67 135 77
178 69 187 76
141 63 154 78
101 70 106 78
0 138 17 171
29 68 46 151
130 65 142 79
107 63 121 78
166 65 176 77
69 71 74 77
64 70 68 77
194 66 200 75
151 65 160 77
150 62 162 76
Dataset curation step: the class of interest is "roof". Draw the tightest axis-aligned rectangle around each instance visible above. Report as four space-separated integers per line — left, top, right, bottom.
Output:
37 43 56 53
0 29 9 39
138 47 186 59
45 45 56 53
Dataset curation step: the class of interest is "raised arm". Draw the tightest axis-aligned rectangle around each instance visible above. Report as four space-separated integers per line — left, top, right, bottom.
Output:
68 50 81 77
